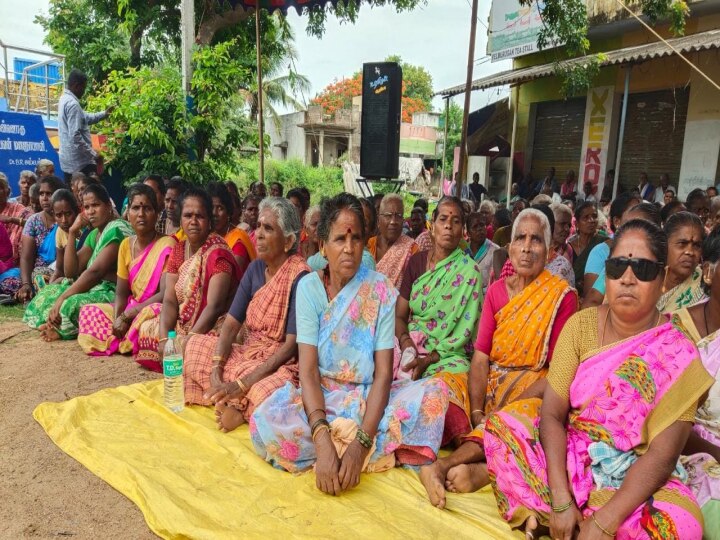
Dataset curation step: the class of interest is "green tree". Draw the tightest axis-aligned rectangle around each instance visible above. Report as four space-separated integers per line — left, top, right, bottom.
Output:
384 54 434 111
443 101 463 171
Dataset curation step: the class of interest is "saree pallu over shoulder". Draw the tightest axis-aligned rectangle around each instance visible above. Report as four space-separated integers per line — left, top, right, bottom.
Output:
371 234 417 289
408 248 483 376
657 267 706 313
24 220 132 339
184 254 310 418
484 317 713 538
250 265 450 472
485 270 573 412
77 235 176 356
176 234 240 334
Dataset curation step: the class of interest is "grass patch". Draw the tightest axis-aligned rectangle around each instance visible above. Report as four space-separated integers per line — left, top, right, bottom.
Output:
0 304 26 321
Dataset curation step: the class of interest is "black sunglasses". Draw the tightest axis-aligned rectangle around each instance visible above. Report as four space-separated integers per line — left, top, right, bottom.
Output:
606 257 665 282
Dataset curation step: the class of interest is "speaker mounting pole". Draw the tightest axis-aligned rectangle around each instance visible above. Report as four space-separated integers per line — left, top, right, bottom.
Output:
457 0 479 200
255 6 265 185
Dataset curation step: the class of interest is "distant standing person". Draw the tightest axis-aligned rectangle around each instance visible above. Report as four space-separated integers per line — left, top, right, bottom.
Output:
58 69 112 183
468 172 487 206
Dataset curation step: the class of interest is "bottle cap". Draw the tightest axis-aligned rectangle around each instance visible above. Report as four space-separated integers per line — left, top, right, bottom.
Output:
168 331 176 339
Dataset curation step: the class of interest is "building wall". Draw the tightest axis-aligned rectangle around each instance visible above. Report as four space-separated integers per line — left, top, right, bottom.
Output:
509 12 720 195
267 111 305 162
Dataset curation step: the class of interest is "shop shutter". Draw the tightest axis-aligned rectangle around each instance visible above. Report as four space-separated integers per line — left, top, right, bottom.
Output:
530 97 586 180
618 88 689 192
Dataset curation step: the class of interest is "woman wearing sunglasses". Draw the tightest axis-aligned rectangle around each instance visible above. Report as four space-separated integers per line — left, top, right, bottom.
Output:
675 227 720 533
483 219 712 540
657 211 706 313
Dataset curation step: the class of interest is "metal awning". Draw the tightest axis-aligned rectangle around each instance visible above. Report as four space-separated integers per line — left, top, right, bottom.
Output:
437 28 720 97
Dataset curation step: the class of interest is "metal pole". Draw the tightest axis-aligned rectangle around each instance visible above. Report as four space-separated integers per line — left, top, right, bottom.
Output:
441 96 450 181
507 87 518 209
457 0 479 199
612 67 631 200
179 0 194 96
3 45 9 105
255 7 265 185
45 64 50 119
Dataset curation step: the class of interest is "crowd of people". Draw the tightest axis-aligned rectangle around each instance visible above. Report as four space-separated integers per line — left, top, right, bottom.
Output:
2 165 720 539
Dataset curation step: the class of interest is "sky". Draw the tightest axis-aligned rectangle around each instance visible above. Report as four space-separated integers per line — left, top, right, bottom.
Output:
284 1 511 114
1 0 511 115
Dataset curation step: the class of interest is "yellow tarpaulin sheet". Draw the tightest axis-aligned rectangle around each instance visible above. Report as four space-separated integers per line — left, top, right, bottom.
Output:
34 381 519 539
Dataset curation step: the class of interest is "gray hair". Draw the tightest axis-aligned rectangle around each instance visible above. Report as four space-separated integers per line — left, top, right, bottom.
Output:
0 172 7 191
258 196 302 253
550 202 572 221
531 194 553 206
511 208 552 250
20 170 37 182
304 204 320 229
379 193 404 213
479 199 496 214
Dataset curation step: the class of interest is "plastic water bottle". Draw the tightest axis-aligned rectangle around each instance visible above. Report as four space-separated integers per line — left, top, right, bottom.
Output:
163 331 184 413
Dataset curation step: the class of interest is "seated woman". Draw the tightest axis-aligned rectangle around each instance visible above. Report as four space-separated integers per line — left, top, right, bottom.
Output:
675 228 720 534
466 211 498 294
207 182 255 276
77 184 176 355
250 193 449 492
657 211 706 313
301 205 321 262
419 208 577 509
13 176 65 298
395 197 483 446
134 187 240 372
24 184 133 341
367 194 418 289
184 197 310 432
0 173 32 280
484 219 711 540
49 189 81 285
9 170 37 208
568 201 604 297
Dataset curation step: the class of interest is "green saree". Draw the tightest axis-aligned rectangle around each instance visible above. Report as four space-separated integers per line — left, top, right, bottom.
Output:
407 247 484 376
24 219 133 339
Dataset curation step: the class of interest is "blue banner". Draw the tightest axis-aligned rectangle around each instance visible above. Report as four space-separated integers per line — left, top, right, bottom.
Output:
0 111 63 197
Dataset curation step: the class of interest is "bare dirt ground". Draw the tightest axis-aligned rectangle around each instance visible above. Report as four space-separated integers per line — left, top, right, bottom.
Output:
0 312 159 539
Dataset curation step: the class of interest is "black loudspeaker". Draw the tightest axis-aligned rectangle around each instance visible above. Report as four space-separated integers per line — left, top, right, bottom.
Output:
360 62 402 179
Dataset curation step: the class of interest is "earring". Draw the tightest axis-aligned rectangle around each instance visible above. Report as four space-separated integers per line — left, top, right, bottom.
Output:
320 249 326 257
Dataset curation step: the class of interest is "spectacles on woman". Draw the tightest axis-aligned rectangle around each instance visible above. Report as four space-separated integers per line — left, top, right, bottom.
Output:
606 257 665 282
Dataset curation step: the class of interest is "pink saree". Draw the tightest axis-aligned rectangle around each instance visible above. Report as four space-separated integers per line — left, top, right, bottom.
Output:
77 236 175 356
484 317 712 539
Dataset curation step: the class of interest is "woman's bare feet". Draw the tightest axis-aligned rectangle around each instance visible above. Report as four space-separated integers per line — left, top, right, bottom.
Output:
444 463 489 493
419 461 449 509
214 401 245 433
38 324 61 342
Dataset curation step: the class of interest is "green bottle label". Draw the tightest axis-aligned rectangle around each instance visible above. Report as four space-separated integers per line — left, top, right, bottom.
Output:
163 356 183 377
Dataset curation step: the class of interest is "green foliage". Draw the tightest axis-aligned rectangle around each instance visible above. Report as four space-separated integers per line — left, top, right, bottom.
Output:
384 55 434 111
442 101 463 172
89 40 255 183
529 0 690 96
305 0 428 38
233 158 344 204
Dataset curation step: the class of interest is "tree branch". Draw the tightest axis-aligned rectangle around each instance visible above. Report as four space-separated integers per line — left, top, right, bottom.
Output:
196 5 251 46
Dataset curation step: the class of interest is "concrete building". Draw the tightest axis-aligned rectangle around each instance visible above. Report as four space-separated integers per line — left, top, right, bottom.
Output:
439 0 720 199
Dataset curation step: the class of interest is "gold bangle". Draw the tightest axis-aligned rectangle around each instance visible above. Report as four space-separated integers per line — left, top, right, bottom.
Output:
551 500 573 513
591 513 615 537
470 409 483 416
211 354 224 363
236 378 248 393
311 424 329 442
158 338 168 344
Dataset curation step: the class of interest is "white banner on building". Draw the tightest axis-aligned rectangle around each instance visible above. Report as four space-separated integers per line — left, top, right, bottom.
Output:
579 86 615 195
488 0 557 62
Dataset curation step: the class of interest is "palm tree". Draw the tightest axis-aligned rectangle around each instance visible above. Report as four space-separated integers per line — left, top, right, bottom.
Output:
240 15 311 131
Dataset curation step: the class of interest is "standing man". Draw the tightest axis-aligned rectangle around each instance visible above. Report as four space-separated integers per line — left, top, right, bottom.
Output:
654 173 671 204
637 171 655 201
468 172 487 206
58 69 112 183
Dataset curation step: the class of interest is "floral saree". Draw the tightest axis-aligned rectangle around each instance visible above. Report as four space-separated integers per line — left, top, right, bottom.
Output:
184 254 310 419
23 219 133 339
250 265 450 472
484 315 712 539
76 235 176 355
134 234 240 371
394 248 483 442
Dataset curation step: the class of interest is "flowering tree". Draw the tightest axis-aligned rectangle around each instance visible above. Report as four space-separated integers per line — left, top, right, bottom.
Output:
311 58 433 122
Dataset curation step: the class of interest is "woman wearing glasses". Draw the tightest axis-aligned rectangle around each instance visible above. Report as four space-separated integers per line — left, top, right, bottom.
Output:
366 194 418 289
484 219 712 540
